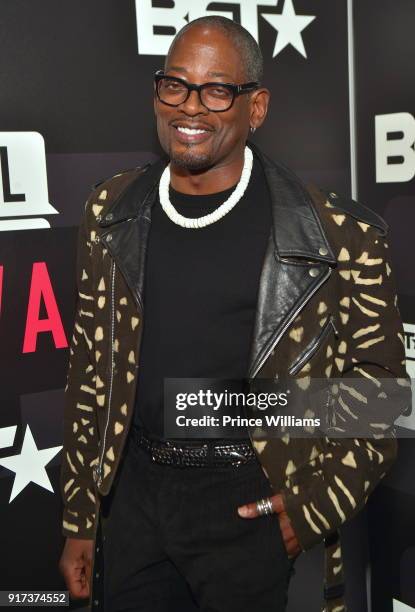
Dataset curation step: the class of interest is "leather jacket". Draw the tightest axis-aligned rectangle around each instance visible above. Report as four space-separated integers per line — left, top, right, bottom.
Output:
60 141 411 611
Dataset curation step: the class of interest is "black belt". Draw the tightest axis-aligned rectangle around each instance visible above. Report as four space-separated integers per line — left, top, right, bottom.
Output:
132 429 257 467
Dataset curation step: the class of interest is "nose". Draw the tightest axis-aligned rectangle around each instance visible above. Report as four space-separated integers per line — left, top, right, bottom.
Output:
179 89 208 116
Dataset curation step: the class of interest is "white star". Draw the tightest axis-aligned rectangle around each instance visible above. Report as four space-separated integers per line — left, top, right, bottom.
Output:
262 0 316 58
0 424 62 502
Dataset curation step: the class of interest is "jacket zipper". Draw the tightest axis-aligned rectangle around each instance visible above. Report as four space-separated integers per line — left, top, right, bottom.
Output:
246 264 333 469
330 316 339 338
288 313 336 376
250 266 333 379
95 259 116 486
93 217 145 486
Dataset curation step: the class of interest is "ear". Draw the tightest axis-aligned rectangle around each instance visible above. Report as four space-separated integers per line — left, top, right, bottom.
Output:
249 88 271 130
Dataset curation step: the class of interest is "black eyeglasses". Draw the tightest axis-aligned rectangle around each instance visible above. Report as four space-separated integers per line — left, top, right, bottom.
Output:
154 70 259 112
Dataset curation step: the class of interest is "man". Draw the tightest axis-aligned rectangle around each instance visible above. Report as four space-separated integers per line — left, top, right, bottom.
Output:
59 16 410 612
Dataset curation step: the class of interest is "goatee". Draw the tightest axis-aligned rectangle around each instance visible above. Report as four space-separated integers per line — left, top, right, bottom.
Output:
169 145 213 171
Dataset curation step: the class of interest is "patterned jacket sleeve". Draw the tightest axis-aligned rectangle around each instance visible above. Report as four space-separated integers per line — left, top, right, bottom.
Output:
281 223 412 550
60 196 99 539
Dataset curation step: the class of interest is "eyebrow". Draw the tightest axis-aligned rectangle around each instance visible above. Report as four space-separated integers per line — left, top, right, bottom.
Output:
166 66 235 80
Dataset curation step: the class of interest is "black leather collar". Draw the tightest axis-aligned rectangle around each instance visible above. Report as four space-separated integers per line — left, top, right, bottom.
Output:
97 155 168 227
249 141 336 263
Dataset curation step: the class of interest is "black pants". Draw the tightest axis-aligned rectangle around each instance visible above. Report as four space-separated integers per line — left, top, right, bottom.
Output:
99 431 296 612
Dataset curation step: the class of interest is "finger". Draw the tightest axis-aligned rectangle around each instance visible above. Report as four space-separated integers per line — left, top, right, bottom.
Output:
279 513 293 533
282 530 300 556
66 571 88 599
276 512 302 554
281 530 302 558
272 494 285 514
237 494 279 518
64 563 90 600
279 515 298 544
75 566 90 599
83 556 92 586
287 541 302 559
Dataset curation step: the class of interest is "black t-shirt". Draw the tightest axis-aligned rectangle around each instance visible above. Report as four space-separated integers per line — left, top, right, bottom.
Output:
133 153 272 439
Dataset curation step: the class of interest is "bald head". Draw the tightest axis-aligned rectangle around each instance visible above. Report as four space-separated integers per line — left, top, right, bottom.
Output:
165 16 263 83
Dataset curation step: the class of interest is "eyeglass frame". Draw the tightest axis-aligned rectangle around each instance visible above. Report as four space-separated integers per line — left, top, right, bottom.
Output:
154 69 260 112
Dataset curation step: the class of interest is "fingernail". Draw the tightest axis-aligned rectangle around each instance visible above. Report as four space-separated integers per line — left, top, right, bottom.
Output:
238 506 249 517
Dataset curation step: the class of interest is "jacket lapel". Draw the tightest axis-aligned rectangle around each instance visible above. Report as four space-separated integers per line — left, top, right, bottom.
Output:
246 143 337 377
96 143 337 377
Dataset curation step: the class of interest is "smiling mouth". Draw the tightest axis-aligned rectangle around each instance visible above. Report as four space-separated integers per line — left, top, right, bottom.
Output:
171 124 213 143
175 126 209 135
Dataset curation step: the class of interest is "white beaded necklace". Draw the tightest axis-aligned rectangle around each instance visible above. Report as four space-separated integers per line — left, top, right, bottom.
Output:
158 145 253 229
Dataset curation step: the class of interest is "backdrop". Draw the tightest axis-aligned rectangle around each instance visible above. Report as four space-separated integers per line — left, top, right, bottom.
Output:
0 2 413 611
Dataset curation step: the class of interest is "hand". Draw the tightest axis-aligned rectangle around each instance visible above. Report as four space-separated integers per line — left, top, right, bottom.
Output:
238 493 302 559
59 538 94 599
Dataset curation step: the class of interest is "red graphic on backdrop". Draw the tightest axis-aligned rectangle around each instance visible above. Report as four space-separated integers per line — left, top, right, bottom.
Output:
22 262 68 353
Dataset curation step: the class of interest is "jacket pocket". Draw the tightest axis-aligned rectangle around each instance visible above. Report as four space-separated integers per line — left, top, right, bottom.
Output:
288 314 338 376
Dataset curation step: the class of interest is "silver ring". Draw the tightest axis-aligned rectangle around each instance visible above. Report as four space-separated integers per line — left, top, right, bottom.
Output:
256 497 274 516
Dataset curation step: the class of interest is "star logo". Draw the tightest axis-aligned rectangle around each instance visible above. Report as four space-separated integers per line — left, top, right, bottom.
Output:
0 424 62 501
262 0 316 59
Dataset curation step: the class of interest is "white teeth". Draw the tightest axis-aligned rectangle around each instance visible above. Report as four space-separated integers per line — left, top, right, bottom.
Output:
176 126 207 135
